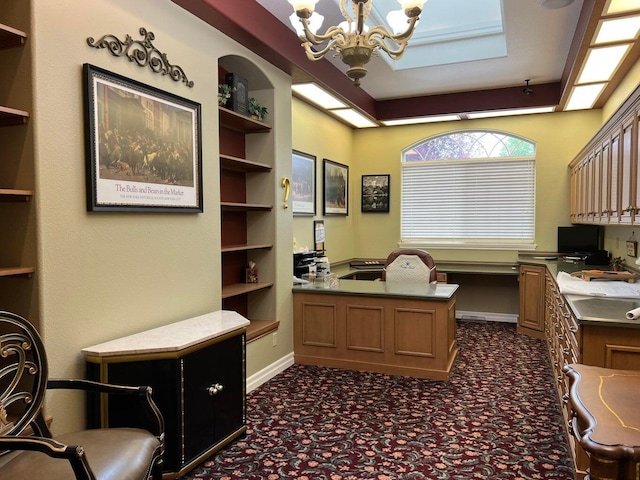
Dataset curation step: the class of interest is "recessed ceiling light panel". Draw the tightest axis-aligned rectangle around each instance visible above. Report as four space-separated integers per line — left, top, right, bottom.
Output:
292 83 347 109
577 45 630 83
594 16 640 44
331 109 378 128
565 84 606 110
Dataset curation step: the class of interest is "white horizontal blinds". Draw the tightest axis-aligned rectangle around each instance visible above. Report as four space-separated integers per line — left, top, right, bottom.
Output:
401 131 536 247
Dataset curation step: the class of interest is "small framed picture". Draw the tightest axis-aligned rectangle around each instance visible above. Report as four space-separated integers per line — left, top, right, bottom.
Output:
323 159 348 216
626 240 637 257
361 174 390 213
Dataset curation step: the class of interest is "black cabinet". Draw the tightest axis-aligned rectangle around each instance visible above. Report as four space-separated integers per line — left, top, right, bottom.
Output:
85 322 246 479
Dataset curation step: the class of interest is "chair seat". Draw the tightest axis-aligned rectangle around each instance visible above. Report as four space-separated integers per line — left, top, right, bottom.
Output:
1 428 161 480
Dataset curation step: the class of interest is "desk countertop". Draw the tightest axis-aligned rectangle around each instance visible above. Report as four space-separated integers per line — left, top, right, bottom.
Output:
519 255 640 328
293 278 458 300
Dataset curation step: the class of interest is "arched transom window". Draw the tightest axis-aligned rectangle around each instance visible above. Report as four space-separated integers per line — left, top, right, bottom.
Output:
401 130 536 249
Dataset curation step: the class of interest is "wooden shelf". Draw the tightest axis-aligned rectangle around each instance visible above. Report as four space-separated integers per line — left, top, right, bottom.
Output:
246 319 279 343
220 154 271 172
0 23 27 50
0 189 33 201
0 267 34 278
221 243 273 253
221 282 274 299
219 106 271 134
0 106 29 127
221 202 272 212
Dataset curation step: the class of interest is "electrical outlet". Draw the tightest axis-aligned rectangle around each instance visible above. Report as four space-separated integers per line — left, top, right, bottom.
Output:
272 332 277 347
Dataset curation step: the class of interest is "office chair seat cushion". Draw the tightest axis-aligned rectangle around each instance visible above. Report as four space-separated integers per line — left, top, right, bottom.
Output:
385 254 435 283
0 427 161 480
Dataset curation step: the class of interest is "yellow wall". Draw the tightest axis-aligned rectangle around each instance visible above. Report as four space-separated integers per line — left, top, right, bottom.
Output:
292 100 602 264
292 99 355 261
30 0 293 434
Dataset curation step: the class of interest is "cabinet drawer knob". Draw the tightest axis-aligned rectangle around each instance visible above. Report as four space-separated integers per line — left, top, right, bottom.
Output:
207 383 224 396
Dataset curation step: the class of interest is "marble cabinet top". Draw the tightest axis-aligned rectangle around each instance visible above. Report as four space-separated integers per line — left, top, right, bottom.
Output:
82 310 250 357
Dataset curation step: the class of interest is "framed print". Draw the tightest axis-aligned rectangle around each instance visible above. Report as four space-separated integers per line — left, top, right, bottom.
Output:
361 174 390 213
83 63 203 212
323 159 348 216
292 150 316 215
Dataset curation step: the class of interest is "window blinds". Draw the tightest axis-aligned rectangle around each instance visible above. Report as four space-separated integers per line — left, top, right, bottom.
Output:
401 158 535 247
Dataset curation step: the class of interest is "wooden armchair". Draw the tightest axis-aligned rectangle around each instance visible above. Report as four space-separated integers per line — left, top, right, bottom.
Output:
0 311 164 480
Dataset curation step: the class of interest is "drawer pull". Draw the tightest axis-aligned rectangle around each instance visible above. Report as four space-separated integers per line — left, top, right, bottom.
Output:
569 325 578 333
207 383 224 396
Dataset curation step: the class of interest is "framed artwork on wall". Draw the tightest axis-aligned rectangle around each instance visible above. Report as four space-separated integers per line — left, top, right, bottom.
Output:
83 63 203 212
291 150 316 215
323 159 348 216
361 174 390 213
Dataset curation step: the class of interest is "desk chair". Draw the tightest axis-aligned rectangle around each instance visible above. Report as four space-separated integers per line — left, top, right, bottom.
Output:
0 311 165 480
381 248 442 283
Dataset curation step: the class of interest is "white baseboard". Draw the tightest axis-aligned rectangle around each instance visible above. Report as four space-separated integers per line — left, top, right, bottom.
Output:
456 310 518 324
247 352 295 393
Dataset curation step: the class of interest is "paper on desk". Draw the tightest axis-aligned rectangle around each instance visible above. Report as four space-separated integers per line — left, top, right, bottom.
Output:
556 271 640 297
626 307 640 320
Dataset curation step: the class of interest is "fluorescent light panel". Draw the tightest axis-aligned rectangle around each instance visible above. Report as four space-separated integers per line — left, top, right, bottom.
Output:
605 0 640 14
594 16 640 44
565 84 606 110
331 108 378 128
382 115 461 126
577 45 630 83
467 106 555 119
292 83 347 109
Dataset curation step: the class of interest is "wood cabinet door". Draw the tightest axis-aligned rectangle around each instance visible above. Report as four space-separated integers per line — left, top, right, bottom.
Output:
183 333 245 461
518 265 545 334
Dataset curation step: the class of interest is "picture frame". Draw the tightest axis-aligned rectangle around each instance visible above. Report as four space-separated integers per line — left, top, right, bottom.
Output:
361 174 390 213
627 240 637 257
323 159 348 216
291 150 316 215
83 63 203 212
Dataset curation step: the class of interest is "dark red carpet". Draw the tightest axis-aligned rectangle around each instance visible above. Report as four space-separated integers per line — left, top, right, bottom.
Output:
186 321 574 479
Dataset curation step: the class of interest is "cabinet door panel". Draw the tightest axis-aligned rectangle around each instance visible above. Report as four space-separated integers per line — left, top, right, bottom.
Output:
183 334 245 460
101 359 183 472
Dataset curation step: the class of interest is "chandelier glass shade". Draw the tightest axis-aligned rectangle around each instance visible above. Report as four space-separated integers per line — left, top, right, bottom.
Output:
288 0 425 86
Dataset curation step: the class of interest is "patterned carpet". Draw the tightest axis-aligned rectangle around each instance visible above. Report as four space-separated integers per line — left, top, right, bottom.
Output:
186 322 575 479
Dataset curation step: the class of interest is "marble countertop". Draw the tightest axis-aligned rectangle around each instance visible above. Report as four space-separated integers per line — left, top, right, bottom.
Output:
293 278 458 299
82 310 250 357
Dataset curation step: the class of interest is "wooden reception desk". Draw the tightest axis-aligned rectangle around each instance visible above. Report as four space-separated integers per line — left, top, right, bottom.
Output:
292 279 458 380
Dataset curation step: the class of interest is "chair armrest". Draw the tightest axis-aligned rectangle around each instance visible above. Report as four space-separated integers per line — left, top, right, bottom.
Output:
47 379 164 437
0 436 96 480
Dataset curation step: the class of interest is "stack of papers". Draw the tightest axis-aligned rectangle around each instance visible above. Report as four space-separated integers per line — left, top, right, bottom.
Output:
556 271 640 297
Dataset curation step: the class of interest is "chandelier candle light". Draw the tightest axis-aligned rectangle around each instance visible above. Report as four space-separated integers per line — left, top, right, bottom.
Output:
288 0 425 86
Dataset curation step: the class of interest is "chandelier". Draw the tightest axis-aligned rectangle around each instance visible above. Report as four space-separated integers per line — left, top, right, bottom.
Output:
288 0 425 87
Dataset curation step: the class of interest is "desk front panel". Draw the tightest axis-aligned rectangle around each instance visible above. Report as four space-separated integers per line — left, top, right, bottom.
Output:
293 291 457 380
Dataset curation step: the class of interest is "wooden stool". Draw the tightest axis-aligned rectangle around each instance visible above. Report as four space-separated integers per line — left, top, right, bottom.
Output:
564 364 640 480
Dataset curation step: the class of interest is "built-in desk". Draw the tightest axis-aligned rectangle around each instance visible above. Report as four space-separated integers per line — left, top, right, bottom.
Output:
292 279 458 380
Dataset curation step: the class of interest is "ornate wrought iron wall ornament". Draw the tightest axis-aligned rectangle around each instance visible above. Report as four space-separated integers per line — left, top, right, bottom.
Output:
87 27 194 87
